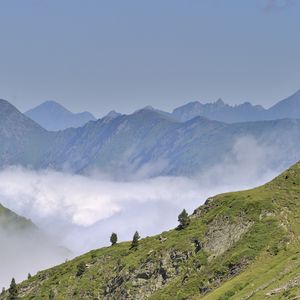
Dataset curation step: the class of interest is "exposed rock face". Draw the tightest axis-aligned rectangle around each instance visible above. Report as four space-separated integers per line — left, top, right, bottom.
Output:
204 215 253 258
104 250 193 300
101 212 253 299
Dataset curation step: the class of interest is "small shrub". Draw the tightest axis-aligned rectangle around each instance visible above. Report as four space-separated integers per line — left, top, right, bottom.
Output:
76 262 86 277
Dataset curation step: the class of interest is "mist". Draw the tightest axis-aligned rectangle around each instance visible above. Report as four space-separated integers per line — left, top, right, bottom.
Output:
0 136 291 288
0 227 70 289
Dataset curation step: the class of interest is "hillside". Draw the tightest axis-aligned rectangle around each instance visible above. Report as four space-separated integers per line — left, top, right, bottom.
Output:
0 202 36 232
268 90 300 120
25 101 96 131
44 111 300 176
0 203 70 289
4 161 300 299
0 99 52 167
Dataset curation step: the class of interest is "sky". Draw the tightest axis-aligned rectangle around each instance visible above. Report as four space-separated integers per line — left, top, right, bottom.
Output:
0 0 299 117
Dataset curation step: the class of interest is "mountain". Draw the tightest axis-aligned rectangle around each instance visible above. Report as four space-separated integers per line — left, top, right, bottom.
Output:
268 89 300 120
0 202 70 288
1 101 300 177
0 99 51 168
25 100 96 131
0 202 36 232
6 161 300 299
172 99 266 123
43 109 300 177
171 90 300 123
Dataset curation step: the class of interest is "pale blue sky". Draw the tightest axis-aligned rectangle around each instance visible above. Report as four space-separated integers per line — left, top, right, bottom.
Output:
0 0 299 116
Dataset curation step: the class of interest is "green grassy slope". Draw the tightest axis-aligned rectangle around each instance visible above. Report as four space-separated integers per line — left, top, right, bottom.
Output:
0 203 36 232
5 162 300 300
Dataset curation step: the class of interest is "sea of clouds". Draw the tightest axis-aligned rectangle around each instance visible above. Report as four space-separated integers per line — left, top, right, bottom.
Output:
0 136 292 288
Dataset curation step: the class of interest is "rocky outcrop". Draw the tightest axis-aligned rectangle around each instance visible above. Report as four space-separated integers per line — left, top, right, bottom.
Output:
204 215 253 258
104 250 193 300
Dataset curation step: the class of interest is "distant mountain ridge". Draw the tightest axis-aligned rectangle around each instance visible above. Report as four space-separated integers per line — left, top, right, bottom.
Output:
25 100 96 131
1 99 300 178
24 90 300 128
171 90 300 123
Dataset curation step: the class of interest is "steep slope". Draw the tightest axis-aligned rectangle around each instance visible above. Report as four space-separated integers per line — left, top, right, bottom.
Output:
268 90 300 120
0 99 52 167
0 202 36 232
25 100 96 131
43 111 300 176
0 203 70 289
43 108 182 176
6 161 300 299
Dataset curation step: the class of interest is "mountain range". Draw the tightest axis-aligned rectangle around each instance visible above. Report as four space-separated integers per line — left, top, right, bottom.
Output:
24 90 300 131
172 90 300 123
1 97 300 177
4 161 300 299
25 100 96 131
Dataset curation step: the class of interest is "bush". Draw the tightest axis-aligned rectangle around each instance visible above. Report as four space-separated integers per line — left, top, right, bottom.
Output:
76 262 86 277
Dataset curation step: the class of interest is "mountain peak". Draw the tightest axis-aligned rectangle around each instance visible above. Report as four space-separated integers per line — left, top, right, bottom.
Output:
215 98 225 106
104 110 121 120
25 101 96 131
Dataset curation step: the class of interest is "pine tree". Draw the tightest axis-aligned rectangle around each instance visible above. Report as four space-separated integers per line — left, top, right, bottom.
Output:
178 209 190 229
27 273 31 279
131 231 140 249
8 278 18 300
110 232 118 246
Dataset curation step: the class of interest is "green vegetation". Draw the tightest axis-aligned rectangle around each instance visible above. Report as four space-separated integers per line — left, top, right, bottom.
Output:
8 278 18 300
178 209 190 229
4 161 300 299
76 262 86 277
48 290 55 300
0 203 36 232
131 231 140 249
110 232 118 246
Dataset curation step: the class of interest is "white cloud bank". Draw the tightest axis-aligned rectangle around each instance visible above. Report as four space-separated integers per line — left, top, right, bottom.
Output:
0 136 293 288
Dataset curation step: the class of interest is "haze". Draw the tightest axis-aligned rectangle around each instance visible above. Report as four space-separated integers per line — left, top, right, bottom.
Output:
0 0 299 116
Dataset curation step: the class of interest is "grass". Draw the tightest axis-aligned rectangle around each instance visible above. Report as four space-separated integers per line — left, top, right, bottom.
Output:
4 162 300 299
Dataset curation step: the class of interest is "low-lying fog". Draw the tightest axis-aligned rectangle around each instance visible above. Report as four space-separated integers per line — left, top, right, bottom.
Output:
0 137 294 288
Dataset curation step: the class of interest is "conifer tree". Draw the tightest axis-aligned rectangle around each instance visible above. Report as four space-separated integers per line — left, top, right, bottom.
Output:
110 232 118 246
178 209 190 229
8 278 18 300
131 231 140 249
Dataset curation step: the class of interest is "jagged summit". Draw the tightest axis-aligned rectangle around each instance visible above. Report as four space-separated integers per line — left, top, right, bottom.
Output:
171 89 300 123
